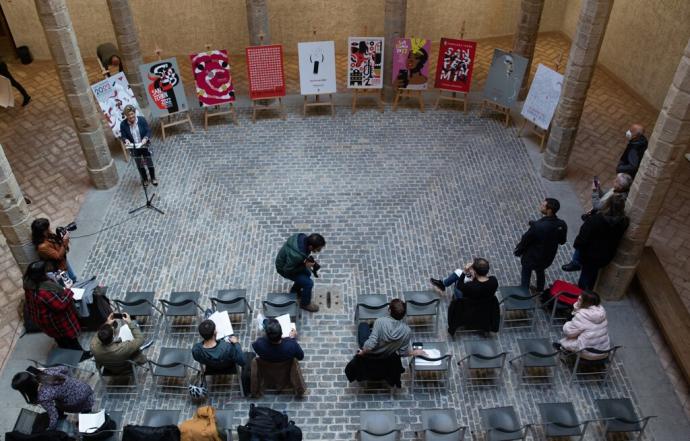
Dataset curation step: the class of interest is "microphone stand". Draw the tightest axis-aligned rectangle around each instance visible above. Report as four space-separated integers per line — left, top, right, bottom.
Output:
128 142 164 215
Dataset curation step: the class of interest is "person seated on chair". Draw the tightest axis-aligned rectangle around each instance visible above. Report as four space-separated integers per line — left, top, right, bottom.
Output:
12 366 93 431
192 319 245 372
90 312 147 374
357 299 426 359
120 105 157 187
553 291 610 360
252 318 303 363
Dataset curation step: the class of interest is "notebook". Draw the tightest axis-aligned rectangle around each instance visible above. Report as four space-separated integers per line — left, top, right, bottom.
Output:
414 348 442 366
71 288 85 301
118 323 134 342
209 310 234 339
276 313 297 338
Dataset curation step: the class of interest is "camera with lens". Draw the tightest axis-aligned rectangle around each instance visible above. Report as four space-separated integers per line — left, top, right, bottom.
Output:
305 255 321 278
56 222 77 238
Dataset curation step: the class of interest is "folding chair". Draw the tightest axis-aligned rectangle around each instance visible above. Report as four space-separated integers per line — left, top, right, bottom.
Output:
97 360 144 397
508 338 559 385
355 294 389 323
478 406 532 441
403 291 440 334
203 362 244 397
211 288 252 329
418 409 467 441
458 340 507 388
563 346 621 384
159 291 204 335
596 398 656 440
540 289 579 328
114 291 162 333
141 409 181 427
262 292 300 322
215 409 234 441
537 402 591 440
358 410 401 441
148 347 200 395
409 341 452 391
499 285 540 330
29 347 92 375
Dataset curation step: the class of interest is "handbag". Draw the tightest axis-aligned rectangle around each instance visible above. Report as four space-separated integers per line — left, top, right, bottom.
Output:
188 368 208 401
81 413 116 441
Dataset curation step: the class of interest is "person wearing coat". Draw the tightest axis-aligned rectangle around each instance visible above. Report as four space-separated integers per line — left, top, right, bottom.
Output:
178 406 223 441
90 312 147 375
120 105 157 186
554 291 610 360
274 232 326 312
514 198 568 292
31 218 76 281
616 123 647 178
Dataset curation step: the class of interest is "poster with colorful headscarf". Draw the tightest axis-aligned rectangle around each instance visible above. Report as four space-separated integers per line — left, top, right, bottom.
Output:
138 57 189 117
434 38 477 93
189 49 235 107
90 72 140 137
391 37 431 90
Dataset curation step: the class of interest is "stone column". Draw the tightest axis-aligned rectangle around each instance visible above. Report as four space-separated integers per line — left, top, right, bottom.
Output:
540 0 613 181
0 145 37 273
512 0 545 100
597 39 690 299
35 0 118 189
246 0 270 46
383 0 407 99
106 0 148 114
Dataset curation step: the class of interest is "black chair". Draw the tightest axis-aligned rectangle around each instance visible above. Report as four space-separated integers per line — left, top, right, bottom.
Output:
458 340 507 388
29 347 92 375
358 410 401 441
159 291 204 334
403 291 440 333
596 398 656 440
354 294 389 323
498 285 540 330
215 409 234 441
211 289 252 329
141 409 181 427
508 338 559 385
540 290 579 327
148 347 200 395
115 291 162 332
537 402 590 440
101 410 123 441
418 409 467 441
262 292 300 322
409 342 452 391
97 360 144 397
12 408 43 434
478 406 532 441
203 362 244 397
563 345 621 384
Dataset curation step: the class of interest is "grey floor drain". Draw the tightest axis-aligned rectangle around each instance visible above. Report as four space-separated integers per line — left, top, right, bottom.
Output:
313 285 344 313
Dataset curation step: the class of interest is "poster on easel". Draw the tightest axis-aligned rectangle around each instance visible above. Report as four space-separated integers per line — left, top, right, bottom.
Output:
391 37 431 90
521 64 563 130
298 41 336 95
189 49 235 107
434 38 477 93
0 75 14 108
245 44 286 100
482 49 528 108
90 72 140 137
139 57 189 117
347 37 384 89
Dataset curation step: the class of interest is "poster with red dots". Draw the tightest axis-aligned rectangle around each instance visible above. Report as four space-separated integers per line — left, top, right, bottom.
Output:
245 45 286 100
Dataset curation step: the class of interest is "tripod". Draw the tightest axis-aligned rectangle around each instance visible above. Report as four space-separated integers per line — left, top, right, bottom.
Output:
128 146 164 215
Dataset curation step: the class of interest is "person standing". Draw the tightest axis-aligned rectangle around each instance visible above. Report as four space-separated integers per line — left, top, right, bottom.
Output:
31 218 77 282
120 105 157 186
0 55 31 106
514 198 567 292
275 233 325 312
616 124 647 178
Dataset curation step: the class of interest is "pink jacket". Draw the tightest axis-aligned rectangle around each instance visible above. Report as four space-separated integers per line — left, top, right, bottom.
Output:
560 304 610 359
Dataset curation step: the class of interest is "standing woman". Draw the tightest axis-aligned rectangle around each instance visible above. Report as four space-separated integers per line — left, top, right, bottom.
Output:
31 218 77 282
23 260 90 359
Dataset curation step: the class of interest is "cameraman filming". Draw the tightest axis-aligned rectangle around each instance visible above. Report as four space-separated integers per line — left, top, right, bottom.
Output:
275 233 325 313
120 105 157 187
31 218 77 282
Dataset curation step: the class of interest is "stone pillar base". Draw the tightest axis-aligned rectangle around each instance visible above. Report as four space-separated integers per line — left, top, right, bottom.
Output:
87 159 119 189
540 161 566 181
595 260 636 300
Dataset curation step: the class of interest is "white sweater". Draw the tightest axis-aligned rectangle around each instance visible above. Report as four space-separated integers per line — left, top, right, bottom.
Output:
560 304 611 359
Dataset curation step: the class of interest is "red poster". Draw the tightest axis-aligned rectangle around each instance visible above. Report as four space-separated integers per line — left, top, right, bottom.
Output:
434 38 477 93
245 45 286 100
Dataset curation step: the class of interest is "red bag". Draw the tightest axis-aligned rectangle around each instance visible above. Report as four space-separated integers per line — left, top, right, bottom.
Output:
547 280 581 305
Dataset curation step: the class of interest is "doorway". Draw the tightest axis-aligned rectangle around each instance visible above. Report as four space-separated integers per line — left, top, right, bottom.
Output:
0 3 17 60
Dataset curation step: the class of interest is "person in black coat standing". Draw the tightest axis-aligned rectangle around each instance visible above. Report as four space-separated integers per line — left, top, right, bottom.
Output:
616 124 647 178
514 198 568 292
573 195 629 290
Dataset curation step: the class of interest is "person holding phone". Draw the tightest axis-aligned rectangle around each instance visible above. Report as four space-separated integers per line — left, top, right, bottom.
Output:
120 105 157 186
90 312 146 374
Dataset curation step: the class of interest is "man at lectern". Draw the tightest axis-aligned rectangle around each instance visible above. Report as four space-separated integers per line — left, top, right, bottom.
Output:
120 105 157 186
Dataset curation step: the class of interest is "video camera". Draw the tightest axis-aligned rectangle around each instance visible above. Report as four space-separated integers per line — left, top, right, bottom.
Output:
306 255 321 278
56 222 77 238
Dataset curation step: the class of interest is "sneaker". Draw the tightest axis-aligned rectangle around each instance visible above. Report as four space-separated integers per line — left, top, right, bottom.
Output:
430 278 446 292
80 351 93 362
151 179 158 186
552 342 563 351
561 262 581 272
142 179 149 187
300 303 319 313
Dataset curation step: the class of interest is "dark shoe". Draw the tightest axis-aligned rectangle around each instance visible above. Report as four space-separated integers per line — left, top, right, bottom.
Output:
430 278 445 292
300 303 319 313
151 179 158 186
22 96 31 106
142 179 149 187
552 342 563 351
80 351 93 362
561 262 581 272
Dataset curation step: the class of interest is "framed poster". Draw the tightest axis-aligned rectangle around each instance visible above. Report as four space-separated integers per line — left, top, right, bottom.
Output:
347 37 384 89
90 72 140 137
521 64 563 130
434 38 477 93
482 49 528 108
139 57 188 117
298 41 337 95
245 44 286 100
189 49 235 107
391 37 431 90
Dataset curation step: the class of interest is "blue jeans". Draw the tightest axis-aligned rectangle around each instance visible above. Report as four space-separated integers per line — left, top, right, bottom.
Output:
442 272 464 299
521 264 545 292
578 264 598 290
284 269 313 307
571 249 581 265
358 322 372 349
66 259 78 283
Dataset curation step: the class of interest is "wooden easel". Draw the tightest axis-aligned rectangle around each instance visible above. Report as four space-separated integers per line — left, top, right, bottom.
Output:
200 45 238 130
434 21 469 113
153 47 195 140
303 94 334 117
250 34 286 123
96 55 130 162
518 120 550 150
392 89 424 112
479 99 511 127
351 89 384 114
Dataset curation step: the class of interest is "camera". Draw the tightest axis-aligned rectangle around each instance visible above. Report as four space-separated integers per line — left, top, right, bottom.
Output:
306 255 321 278
56 222 77 238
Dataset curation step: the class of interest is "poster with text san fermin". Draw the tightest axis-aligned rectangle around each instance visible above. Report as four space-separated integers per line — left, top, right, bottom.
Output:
391 37 431 90
298 41 337 95
434 38 477 92
483 49 528 108
139 57 188 117
521 64 563 130
347 37 384 89
90 72 140 137
189 49 235 107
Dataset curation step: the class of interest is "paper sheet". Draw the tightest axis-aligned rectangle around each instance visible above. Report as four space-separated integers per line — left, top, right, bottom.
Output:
276 313 296 338
118 323 134 342
71 288 85 301
79 409 105 433
415 348 442 366
209 310 234 339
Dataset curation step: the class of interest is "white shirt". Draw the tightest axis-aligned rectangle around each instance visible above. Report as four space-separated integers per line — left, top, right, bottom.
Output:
128 119 141 144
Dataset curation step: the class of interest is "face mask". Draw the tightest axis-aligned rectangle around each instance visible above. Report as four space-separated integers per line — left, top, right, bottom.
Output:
625 130 633 140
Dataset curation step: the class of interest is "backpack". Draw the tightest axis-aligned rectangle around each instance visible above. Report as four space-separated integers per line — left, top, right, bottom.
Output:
79 286 113 331
237 404 302 441
81 413 117 441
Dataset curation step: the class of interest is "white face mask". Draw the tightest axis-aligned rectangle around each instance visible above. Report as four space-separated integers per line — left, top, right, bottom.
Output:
625 129 633 140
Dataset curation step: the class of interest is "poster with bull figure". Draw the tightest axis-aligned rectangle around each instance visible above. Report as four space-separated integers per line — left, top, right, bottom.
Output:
190 49 236 106
434 38 477 93
139 57 189 117
347 37 384 89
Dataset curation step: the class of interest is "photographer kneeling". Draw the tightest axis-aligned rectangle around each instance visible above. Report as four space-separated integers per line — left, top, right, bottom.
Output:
275 233 325 313
31 218 77 282
120 105 157 187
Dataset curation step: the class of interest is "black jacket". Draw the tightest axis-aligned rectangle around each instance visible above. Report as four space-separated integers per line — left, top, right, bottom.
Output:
344 353 405 387
447 275 500 333
574 213 629 268
616 135 648 177
514 216 568 269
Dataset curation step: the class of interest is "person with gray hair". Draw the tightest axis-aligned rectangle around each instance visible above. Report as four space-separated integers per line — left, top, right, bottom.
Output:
592 172 632 213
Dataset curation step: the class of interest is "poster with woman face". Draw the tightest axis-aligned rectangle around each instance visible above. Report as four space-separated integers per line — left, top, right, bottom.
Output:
434 38 477 92
483 49 528 108
391 38 431 90
138 57 189 117
347 37 384 89
189 49 235 107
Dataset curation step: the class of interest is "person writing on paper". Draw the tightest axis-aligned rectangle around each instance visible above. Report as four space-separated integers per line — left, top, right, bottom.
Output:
90 312 146 374
192 319 245 371
252 318 303 363
120 105 158 186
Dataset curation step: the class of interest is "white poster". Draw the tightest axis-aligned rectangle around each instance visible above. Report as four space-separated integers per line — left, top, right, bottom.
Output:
90 72 140 137
298 41 337 95
521 64 563 130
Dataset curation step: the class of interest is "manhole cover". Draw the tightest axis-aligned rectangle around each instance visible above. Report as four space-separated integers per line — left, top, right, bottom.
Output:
312 285 344 313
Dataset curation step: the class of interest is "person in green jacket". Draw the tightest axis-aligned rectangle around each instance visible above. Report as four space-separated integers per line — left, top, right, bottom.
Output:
275 233 326 312
90 312 147 375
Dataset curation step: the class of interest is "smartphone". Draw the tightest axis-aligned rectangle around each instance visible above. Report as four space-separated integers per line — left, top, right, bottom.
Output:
593 175 600 188
112 313 124 319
